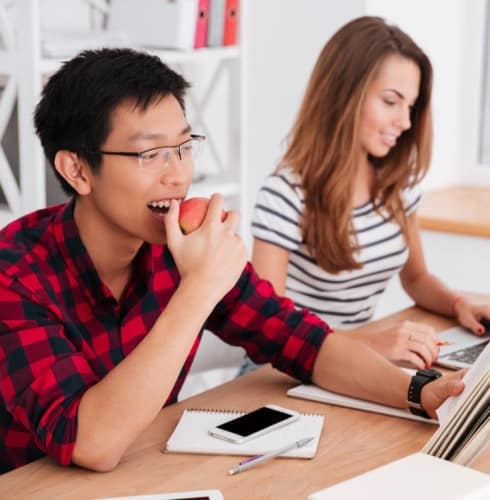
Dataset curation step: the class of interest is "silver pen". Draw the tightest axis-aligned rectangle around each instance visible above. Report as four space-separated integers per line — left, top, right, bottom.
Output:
228 437 314 475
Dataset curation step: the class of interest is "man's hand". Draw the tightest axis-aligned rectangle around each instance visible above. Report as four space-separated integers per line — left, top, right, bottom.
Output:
164 194 248 303
420 370 465 419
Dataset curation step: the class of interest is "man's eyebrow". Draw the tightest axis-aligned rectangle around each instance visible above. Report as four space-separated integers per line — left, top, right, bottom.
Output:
128 124 192 142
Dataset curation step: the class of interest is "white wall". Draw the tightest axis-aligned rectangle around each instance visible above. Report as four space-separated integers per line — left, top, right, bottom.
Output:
366 0 467 190
241 0 365 246
367 0 490 188
243 0 490 242
35 1 490 210
458 0 490 185
366 0 490 318
241 1 490 320
374 231 490 319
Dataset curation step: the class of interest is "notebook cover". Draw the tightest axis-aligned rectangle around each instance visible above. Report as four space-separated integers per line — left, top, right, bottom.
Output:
287 384 438 424
162 408 324 458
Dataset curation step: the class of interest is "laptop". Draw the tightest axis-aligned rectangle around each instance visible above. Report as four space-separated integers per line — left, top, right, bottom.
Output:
436 326 490 369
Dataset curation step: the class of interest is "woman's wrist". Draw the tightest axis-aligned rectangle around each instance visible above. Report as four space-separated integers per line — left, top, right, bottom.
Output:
451 295 467 317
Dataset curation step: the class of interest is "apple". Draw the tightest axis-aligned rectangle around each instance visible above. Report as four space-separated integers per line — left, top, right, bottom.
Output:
178 197 227 234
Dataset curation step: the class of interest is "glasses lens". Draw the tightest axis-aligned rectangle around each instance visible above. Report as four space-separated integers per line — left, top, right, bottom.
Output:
188 136 204 159
139 137 204 170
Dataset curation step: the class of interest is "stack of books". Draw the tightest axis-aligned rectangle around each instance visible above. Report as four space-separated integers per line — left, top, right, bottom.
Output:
289 342 490 467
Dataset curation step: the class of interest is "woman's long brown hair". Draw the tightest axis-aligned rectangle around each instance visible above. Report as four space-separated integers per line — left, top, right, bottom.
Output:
280 16 433 273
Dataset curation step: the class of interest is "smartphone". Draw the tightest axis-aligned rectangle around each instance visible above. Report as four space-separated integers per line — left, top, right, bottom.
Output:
208 404 300 444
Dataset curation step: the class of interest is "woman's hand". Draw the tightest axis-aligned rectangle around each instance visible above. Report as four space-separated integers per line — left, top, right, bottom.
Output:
453 297 490 335
358 320 440 369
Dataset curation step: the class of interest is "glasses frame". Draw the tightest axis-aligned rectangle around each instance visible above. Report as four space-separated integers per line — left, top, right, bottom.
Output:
93 134 206 168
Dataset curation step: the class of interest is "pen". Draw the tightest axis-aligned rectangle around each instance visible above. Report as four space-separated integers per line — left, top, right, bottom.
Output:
228 437 314 475
436 341 453 347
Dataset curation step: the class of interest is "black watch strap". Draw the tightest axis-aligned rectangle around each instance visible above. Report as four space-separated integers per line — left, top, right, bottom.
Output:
407 368 442 418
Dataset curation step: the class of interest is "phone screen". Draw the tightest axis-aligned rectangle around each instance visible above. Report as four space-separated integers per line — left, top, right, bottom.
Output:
216 407 293 437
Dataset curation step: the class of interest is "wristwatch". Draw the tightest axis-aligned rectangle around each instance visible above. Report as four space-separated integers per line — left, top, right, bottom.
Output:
407 368 442 418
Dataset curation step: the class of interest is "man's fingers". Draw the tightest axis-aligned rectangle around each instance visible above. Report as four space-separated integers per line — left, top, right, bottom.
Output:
205 193 225 223
446 378 465 397
223 209 240 232
163 199 182 245
440 370 465 397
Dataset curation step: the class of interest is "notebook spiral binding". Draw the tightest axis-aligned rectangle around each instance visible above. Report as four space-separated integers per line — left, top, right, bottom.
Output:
184 407 324 417
186 408 244 415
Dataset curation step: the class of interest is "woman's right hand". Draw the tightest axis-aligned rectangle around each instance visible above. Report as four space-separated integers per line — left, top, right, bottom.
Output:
359 320 440 369
163 194 248 303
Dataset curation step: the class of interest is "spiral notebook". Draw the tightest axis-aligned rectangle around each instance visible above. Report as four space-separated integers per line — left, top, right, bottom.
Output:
287 384 438 424
162 408 324 458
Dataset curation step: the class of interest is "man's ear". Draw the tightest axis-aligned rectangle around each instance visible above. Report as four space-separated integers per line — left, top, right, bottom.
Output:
54 150 92 195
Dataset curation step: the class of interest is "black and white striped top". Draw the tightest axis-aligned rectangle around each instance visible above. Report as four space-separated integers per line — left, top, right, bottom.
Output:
251 167 421 328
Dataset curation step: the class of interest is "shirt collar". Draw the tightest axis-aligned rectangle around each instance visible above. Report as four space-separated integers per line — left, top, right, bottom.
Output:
52 199 155 306
52 199 112 305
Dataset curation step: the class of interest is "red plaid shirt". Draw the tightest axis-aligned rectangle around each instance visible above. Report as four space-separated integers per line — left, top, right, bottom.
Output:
0 200 330 473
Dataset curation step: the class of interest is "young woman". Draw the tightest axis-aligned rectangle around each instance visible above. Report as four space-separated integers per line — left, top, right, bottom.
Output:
241 16 490 373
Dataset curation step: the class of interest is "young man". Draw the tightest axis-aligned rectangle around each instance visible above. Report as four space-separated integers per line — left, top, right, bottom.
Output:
0 49 464 474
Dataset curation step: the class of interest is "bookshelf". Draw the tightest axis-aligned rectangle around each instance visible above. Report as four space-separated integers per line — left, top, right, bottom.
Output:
0 0 247 235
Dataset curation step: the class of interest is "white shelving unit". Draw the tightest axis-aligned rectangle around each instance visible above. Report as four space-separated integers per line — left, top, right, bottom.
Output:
0 0 247 235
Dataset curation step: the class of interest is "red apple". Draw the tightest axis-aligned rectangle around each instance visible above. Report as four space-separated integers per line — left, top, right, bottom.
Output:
178 197 227 234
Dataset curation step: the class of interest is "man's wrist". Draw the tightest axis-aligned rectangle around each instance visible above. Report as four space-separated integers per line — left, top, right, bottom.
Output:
407 368 442 418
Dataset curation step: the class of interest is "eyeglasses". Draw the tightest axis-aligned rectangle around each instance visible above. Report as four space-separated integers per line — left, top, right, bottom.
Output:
94 134 205 170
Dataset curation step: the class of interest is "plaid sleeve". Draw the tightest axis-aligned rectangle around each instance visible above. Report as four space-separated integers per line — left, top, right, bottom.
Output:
0 275 98 466
205 263 331 383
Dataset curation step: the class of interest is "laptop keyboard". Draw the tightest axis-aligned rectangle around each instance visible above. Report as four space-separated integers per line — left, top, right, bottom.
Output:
442 340 489 364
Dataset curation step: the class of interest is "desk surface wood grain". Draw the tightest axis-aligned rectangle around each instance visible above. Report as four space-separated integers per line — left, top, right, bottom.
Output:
0 305 489 500
418 186 490 237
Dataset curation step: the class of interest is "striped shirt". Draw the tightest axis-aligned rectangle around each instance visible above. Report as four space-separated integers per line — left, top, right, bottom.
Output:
252 168 421 328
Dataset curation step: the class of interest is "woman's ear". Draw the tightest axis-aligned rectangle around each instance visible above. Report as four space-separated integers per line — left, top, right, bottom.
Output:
54 150 92 195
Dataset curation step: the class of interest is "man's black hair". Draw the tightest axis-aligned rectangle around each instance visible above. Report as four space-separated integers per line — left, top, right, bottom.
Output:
34 48 190 196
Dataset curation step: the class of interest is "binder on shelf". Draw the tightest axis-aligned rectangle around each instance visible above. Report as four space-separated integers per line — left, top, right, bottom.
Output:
207 0 226 47
108 0 199 51
194 0 210 49
223 0 239 46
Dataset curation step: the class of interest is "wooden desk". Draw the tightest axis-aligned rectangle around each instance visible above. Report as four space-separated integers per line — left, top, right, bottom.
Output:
418 186 490 237
0 306 489 500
